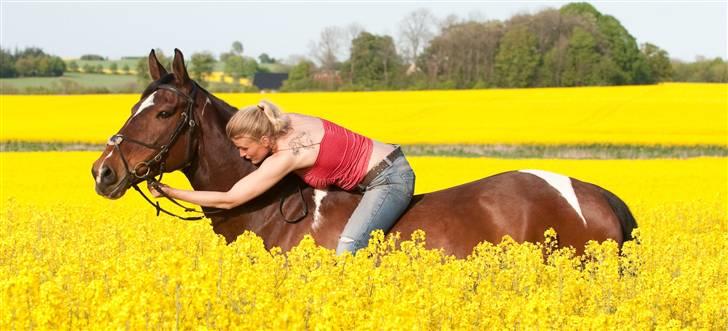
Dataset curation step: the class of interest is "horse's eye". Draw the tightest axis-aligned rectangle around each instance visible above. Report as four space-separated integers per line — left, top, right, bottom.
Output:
157 111 172 119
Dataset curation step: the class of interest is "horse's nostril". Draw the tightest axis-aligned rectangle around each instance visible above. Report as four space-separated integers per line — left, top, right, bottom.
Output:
100 166 116 185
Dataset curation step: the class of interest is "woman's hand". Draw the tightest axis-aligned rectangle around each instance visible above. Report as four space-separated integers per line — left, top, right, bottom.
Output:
147 182 170 198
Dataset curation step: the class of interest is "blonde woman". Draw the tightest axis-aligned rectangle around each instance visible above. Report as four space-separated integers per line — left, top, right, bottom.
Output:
148 100 415 255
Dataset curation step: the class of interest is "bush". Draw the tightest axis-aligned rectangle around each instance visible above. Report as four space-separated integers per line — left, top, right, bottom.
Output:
80 54 106 61
67 61 79 73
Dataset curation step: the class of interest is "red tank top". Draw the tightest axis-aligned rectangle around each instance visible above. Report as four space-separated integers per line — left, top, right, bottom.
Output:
299 119 373 190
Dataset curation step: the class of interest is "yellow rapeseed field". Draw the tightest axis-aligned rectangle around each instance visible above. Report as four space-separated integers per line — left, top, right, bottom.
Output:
204 72 251 86
1 83 726 146
1 152 726 329
85 69 250 85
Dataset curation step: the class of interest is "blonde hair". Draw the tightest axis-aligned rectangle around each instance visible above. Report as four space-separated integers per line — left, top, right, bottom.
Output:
226 100 291 141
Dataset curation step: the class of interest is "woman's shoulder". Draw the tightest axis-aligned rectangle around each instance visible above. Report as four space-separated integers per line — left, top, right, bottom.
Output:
287 113 319 121
287 113 323 130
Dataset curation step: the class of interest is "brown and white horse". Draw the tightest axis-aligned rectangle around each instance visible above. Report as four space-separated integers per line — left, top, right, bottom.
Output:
92 49 637 258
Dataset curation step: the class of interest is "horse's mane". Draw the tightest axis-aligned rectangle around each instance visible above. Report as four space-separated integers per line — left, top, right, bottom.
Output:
141 74 237 123
193 82 237 122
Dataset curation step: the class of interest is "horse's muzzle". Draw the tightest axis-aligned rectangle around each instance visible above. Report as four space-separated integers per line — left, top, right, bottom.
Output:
92 165 128 199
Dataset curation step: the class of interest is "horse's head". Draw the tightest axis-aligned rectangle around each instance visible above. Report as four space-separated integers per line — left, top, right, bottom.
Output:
92 49 200 199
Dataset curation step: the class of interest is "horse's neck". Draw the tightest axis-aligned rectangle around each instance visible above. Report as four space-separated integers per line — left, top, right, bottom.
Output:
184 95 247 192
181 93 308 235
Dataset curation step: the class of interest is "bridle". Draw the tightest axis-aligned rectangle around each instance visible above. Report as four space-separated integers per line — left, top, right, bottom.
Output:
105 83 308 223
106 83 213 220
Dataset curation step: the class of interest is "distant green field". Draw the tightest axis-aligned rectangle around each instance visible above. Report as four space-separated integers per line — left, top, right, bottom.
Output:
0 72 138 93
0 58 286 94
67 58 287 73
72 59 139 71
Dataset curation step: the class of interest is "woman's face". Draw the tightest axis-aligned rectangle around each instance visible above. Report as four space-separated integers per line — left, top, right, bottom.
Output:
231 136 271 165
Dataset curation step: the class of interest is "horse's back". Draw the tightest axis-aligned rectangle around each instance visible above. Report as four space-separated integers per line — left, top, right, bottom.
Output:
392 171 524 256
391 170 627 257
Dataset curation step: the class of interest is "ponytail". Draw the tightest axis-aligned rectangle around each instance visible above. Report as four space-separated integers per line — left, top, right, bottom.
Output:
257 100 290 135
226 100 291 141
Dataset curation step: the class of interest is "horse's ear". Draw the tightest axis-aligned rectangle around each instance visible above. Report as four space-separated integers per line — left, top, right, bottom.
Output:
172 48 191 86
148 49 167 81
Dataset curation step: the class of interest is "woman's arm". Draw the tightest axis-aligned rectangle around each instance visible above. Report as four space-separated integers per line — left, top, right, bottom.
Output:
151 153 296 209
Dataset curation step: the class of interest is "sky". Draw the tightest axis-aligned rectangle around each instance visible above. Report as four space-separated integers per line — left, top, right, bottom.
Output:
1 1 726 63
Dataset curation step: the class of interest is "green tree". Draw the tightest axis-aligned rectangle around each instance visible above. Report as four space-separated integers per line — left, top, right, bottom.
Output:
420 21 504 88
14 57 34 76
223 55 259 80
232 41 244 55
0 48 16 77
242 57 259 78
704 58 728 82
641 42 672 82
189 52 216 86
8 48 65 77
223 55 245 81
673 58 728 82
561 3 650 85
560 27 601 86
122 64 131 75
348 31 403 88
80 54 105 61
68 61 79 73
136 49 169 85
281 60 316 91
109 62 118 74
222 41 259 81
494 25 540 88
258 53 276 64
538 36 568 86
82 63 94 74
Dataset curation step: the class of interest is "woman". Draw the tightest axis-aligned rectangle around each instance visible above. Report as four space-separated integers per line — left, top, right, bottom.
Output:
149 100 415 255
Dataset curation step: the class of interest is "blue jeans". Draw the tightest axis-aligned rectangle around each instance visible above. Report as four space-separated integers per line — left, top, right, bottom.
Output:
335 151 415 255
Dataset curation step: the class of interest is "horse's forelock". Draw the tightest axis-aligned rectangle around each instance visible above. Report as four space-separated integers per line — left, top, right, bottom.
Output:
140 73 175 99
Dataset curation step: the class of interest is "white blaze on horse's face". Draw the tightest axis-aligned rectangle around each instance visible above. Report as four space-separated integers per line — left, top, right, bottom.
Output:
95 150 114 184
133 92 157 118
518 169 587 226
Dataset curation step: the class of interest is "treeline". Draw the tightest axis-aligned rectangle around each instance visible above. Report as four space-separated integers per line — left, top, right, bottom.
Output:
66 61 133 75
672 58 728 82
2 2 726 92
134 42 272 92
0 48 66 78
284 3 680 91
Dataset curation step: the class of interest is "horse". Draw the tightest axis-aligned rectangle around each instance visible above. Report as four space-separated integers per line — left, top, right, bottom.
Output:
91 49 637 258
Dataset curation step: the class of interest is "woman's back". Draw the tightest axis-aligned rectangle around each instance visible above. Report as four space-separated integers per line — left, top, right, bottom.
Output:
283 114 395 188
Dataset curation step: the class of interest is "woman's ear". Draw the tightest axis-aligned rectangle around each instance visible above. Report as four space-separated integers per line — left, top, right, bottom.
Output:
259 136 271 147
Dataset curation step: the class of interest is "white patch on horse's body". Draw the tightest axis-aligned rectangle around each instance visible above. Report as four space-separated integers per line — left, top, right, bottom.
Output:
133 92 157 118
312 189 328 231
96 150 114 184
519 169 587 226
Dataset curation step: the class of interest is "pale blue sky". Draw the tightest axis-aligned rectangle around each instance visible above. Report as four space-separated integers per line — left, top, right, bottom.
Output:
1 1 726 62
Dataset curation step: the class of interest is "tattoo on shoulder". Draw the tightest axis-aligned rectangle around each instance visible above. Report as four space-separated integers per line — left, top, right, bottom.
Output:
288 132 316 155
